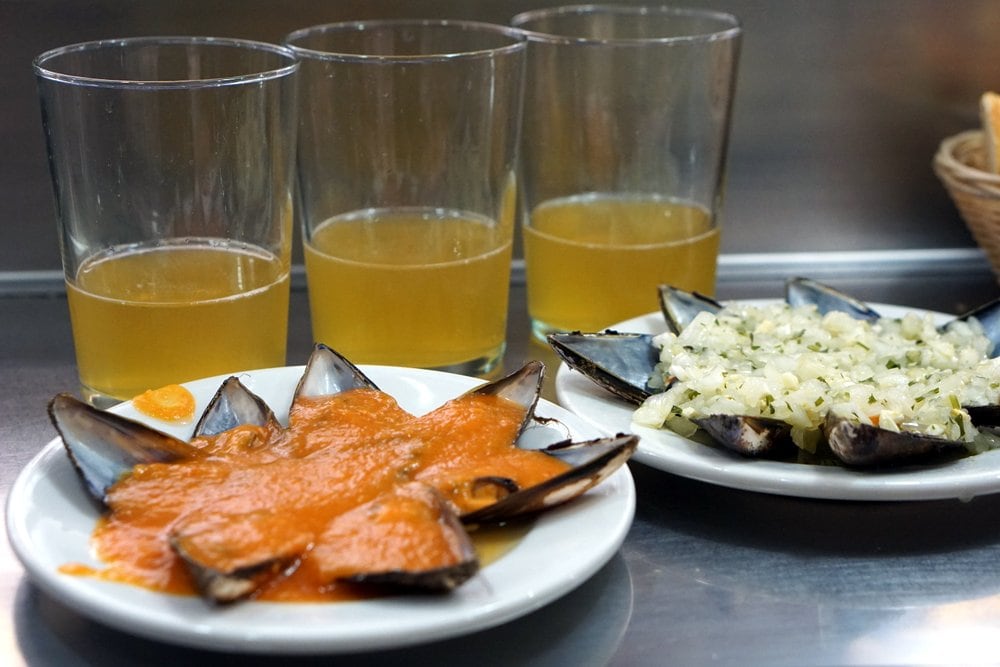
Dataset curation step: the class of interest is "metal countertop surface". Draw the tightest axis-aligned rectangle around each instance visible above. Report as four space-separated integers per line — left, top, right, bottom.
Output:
3 259 1000 666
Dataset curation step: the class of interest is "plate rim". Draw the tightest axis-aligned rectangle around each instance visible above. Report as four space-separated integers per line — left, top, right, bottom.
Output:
553 301 1000 502
6 363 636 654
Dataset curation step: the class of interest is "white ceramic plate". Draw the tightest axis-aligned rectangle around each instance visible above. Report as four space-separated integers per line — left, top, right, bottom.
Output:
6 365 635 654
555 302 1000 502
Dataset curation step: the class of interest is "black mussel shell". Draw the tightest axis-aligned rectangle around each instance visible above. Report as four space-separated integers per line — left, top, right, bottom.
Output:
785 277 881 321
692 414 795 458
194 376 279 437
951 297 1000 358
461 433 637 524
548 332 659 405
822 413 966 467
49 393 197 506
657 285 722 335
293 343 379 401
465 361 544 439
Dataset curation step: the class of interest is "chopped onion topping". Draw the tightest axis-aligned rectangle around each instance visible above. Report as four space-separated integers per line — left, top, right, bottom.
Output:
634 303 1000 451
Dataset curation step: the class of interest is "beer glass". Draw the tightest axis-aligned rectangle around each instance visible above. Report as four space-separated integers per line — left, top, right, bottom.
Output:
286 20 525 374
512 5 741 338
36 37 298 405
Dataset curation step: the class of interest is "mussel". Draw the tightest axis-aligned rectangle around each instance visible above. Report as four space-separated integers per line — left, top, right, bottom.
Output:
49 344 636 603
550 277 1000 467
49 394 197 505
785 277 880 322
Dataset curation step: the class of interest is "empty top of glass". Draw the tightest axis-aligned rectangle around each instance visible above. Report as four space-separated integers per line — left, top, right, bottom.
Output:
285 19 525 63
34 36 297 89
511 5 741 45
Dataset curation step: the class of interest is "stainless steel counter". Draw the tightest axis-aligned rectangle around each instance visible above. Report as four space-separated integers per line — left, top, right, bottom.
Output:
3 255 1000 666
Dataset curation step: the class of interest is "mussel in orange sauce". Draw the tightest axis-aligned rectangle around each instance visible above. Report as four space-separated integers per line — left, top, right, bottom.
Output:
50 345 637 604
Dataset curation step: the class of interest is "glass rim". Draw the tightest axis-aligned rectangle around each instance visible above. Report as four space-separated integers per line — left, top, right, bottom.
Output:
284 18 526 63
510 4 742 46
33 36 298 90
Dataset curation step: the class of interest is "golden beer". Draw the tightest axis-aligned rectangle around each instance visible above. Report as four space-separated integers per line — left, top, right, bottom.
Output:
304 209 512 370
524 194 719 335
66 241 289 402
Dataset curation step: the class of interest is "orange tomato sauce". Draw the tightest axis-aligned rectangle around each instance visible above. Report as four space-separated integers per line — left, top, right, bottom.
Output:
131 384 197 422
63 389 570 602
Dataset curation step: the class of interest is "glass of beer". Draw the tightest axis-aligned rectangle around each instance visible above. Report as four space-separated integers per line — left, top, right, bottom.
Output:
35 37 299 406
511 6 742 339
285 20 525 375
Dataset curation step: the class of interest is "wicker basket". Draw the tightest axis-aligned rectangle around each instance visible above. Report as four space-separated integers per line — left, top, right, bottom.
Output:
934 130 1000 280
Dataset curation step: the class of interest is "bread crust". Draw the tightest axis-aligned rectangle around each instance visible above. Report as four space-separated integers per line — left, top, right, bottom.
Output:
981 91 1000 174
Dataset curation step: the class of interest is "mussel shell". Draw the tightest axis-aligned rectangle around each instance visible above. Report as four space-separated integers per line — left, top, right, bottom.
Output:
548 332 658 405
193 376 279 437
692 414 794 458
967 404 1000 428
951 297 1000 358
657 285 722 335
333 486 479 592
342 561 480 593
464 360 544 440
170 534 300 604
293 343 379 401
49 393 197 505
785 277 881 321
461 433 637 524
822 413 966 467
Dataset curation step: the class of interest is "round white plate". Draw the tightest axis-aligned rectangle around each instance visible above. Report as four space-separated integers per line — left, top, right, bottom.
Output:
554 302 1000 502
6 364 635 654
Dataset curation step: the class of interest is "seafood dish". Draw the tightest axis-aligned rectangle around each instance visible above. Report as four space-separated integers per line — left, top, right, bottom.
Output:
48 345 637 605
549 278 1000 468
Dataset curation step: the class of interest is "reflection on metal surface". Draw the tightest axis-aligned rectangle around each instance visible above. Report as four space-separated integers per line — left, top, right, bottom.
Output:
847 593 1000 665
716 247 990 282
2 247 991 296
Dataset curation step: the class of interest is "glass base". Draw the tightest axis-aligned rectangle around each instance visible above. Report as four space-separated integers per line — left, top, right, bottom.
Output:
80 384 125 409
424 342 506 379
530 317 572 345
